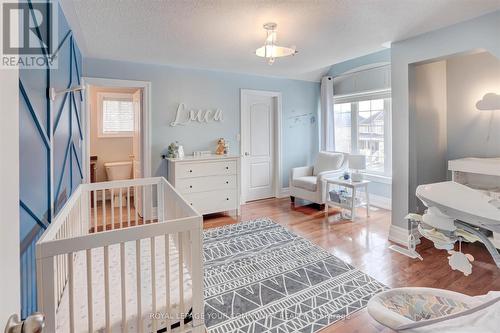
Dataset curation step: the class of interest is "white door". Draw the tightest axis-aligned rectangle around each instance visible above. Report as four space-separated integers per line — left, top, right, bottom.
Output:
241 91 276 202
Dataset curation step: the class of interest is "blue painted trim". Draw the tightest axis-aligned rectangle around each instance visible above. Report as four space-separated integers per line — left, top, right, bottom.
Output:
54 137 72 205
26 0 49 59
72 93 83 139
69 92 73 192
50 29 72 62
71 38 81 86
19 81 50 150
53 92 69 133
20 201 48 230
71 143 83 179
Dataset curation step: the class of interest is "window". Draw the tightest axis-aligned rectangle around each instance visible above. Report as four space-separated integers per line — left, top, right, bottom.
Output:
333 94 391 176
97 93 135 137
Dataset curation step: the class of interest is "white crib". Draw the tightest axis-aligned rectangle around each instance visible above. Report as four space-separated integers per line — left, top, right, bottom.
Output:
36 177 204 333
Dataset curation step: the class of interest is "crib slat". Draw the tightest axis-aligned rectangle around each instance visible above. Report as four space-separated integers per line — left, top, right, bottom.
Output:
157 183 164 222
119 188 123 228
93 190 97 233
178 233 184 330
67 252 75 333
104 245 110 332
151 237 157 331
134 186 138 226
111 188 115 231
165 234 171 333
86 249 94 332
136 239 142 333
150 185 154 223
120 242 127 333
142 186 146 224
127 187 131 228
102 189 106 231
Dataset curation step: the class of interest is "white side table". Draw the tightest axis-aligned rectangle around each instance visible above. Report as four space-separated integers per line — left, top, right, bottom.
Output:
324 178 370 220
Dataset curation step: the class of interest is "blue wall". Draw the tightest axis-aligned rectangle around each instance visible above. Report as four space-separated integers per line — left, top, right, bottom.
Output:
19 1 82 317
83 59 321 187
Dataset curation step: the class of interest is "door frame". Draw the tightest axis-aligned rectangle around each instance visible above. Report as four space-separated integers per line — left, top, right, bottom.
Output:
81 77 152 183
240 89 282 203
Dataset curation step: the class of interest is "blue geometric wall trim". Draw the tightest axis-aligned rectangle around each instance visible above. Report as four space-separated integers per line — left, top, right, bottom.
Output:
19 1 83 318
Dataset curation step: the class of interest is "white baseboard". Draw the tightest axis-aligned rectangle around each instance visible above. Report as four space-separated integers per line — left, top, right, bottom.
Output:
389 224 410 246
389 223 421 246
277 187 290 198
369 194 391 210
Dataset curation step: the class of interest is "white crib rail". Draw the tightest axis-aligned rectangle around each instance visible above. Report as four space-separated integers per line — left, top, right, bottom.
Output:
36 177 204 333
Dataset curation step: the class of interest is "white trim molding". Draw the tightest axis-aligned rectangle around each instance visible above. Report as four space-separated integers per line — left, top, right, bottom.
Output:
278 187 290 198
369 194 392 210
388 224 410 246
389 223 421 247
82 77 152 183
240 89 283 203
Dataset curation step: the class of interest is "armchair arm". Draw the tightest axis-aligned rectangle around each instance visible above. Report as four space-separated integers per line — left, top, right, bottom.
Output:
290 166 314 180
316 170 344 181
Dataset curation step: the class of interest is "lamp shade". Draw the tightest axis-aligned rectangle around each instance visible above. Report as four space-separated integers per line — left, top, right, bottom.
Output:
348 154 366 170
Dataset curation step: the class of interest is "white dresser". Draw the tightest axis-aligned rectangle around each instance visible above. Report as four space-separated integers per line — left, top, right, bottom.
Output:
167 155 240 215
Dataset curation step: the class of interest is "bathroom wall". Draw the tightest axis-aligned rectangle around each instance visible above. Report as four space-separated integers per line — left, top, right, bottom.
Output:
89 86 138 182
83 59 320 188
408 60 448 213
446 51 500 161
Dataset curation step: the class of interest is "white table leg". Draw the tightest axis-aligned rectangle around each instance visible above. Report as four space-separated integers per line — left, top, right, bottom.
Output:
324 182 329 214
351 187 356 220
365 184 370 217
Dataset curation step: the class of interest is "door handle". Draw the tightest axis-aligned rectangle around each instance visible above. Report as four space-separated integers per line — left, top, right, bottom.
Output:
5 312 44 333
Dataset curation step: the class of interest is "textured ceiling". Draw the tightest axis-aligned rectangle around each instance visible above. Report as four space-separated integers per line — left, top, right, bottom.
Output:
61 0 500 81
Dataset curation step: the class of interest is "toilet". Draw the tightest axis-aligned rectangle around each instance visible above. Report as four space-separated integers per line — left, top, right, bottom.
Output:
104 161 133 207
104 161 133 181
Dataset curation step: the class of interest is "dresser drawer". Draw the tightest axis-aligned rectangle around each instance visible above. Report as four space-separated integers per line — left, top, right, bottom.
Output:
176 160 237 178
183 190 238 214
176 175 237 194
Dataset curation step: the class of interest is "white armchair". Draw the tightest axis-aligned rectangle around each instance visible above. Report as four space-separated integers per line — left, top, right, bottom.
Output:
289 151 348 207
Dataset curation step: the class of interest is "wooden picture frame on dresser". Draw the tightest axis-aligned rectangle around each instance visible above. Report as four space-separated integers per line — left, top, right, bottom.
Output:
167 154 241 216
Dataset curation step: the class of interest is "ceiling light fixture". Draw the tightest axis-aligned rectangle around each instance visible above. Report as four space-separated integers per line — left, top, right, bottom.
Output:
255 23 297 65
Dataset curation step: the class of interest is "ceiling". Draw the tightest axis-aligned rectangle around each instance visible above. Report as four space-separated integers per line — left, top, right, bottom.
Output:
61 0 500 81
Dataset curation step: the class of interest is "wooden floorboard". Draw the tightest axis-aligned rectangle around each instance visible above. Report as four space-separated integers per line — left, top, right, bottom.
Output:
203 197 500 333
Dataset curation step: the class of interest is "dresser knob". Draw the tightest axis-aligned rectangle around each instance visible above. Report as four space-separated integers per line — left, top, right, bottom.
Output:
225 181 229 184
225 166 229 170
189 185 193 188
190 203 193 206
189 170 193 173
226 198 229 201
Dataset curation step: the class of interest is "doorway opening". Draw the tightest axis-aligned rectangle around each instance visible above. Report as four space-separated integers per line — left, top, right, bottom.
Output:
83 78 151 229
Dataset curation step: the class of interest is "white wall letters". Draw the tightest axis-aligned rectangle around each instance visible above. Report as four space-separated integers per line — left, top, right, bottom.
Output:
170 103 223 126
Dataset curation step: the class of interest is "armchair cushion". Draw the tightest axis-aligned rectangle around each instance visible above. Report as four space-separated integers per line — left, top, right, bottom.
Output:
292 176 317 192
313 152 345 176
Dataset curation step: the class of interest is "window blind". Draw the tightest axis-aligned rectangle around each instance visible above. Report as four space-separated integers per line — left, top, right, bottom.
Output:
102 99 134 133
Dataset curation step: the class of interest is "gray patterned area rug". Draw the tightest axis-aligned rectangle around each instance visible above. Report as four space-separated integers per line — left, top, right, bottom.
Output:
203 218 386 333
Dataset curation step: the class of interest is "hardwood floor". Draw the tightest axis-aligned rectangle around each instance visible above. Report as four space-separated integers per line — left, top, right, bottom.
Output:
203 197 500 333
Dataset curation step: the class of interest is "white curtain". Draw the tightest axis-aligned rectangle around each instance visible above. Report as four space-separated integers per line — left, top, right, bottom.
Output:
320 76 334 151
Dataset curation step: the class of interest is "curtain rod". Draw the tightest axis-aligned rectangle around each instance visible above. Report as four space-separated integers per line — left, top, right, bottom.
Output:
331 63 391 79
